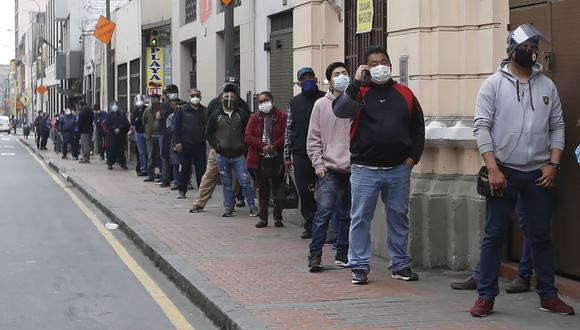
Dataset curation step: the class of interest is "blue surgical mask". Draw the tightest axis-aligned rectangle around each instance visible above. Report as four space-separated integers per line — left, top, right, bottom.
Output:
332 74 350 92
576 144 580 164
168 93 178 101
301 79 318 94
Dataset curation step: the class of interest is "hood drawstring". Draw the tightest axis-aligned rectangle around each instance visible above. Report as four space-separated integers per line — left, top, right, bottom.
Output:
529 82 535 111
516 81 521 102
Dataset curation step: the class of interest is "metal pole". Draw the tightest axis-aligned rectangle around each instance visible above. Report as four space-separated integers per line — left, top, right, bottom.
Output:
224 3 234 79
106 0 114 106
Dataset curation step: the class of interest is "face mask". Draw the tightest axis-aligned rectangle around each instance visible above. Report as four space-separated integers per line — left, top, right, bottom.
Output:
111 105 119 112
370 65 391 84
513 48 538 68
190 97 200 105
301 79 317 94
258 101 273 113
168 93 178 101
332 74 350 92
136 101 144 107
222 98 236 110
65 110 71 115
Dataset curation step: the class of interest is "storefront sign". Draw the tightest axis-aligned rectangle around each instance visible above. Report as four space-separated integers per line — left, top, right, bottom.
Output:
164 46 172 87
146 47 165 96
356 0 373 34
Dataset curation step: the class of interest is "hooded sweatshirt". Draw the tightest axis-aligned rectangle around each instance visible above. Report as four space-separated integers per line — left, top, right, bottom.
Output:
307 91 351 173
473 61 565 172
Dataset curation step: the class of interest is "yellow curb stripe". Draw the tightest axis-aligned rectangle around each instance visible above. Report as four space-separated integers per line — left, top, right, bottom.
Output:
21 140 194 330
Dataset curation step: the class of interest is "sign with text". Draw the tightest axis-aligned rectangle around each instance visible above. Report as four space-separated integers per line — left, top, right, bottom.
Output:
146 47 165 96
356 0 373 34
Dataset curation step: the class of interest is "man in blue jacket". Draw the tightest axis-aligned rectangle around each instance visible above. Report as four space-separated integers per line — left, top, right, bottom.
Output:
333 46 425 285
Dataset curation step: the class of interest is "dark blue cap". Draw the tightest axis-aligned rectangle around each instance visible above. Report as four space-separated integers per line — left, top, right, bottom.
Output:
297 67 315 79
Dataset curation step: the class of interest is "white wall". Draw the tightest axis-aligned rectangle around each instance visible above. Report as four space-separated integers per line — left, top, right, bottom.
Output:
112 0 141 66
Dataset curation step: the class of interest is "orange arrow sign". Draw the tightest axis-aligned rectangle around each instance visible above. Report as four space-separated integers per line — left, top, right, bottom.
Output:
94 16 116 45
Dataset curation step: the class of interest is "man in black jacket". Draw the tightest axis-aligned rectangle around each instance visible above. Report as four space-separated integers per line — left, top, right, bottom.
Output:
159 84 184 187
78 100 94 163
283 67 325 239
105 101 130 170
333 46 425 285
206 84 257 218
93 104 107 160
132 95 148 176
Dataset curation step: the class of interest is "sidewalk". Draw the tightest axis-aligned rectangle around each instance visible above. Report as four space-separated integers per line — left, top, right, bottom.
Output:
19 136 578 330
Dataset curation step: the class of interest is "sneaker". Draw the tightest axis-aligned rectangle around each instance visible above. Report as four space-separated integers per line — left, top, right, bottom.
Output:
222 208 234 217
187 183 194 190
78 159 90 164
335 249 349 267
120 165 128 170
160 182 171 188
138 172 148 177
351 269 368 285
274 220 284 228
236 200 246 208
249 206 259 217
61 155 67 159
308 254 322 272
189 205 203 213
301 230 312 239
325 238 337 246
177 192 186 199
107 165 113 170
540 297 575 315
143 177 154 182
255 220 268 228
171 184 179 191
470 298 494 317
450 275 478 290
391 267 419 281
505 277 531 294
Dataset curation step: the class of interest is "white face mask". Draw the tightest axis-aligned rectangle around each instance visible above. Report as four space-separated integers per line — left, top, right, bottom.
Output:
168 93 178 101
258 101 273 113
136 101 144 107
65 110 71 115
332 74 350 92
111 105 119 112
190 97 201 105
370 65 392 84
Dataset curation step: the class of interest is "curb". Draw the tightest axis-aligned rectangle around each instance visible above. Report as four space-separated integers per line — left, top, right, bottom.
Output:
20 138 268 330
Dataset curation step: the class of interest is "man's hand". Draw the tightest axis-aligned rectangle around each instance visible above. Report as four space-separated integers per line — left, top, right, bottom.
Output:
354 65 370 82
114 128 120 134
284 160 293 172
488 166 508 197
536 166 557 188
316 169 327 180
262 145 272 153
155 112 161 120
403 158 415 169
175 143 183 153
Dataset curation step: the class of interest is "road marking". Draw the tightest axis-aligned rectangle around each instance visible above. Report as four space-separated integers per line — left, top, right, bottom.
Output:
20 140 195 330
2 137 11 141
1 152 16 156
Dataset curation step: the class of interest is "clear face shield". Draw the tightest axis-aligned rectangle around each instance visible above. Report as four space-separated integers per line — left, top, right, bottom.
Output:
510 24 550 46
222 92 237 110
134 95 146 107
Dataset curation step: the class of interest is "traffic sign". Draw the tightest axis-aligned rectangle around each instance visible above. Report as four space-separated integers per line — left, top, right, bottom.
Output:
222 0 233 6
94 15 116 45
36 84 48 95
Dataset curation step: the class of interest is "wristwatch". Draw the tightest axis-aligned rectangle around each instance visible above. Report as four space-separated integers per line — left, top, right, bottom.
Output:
548 161 561 170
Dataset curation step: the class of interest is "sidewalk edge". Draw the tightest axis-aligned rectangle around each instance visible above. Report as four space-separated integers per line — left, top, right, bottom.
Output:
20 139 268 330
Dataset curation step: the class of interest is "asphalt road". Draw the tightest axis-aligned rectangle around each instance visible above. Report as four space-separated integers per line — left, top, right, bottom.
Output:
0 134 216 330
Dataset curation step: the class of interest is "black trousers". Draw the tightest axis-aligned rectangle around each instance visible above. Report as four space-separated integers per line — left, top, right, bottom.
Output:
254 169 283 222
107 133 126 166
177 142 207 194
292 153 317 232
40 131 49 149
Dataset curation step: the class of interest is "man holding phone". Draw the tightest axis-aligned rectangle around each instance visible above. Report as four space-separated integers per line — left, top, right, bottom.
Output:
333 46 425 285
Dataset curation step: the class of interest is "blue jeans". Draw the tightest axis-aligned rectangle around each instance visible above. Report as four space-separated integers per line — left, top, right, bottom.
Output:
309 170 351 256
349 164 412 273
473 197 533 279
216 154 255 209
477 168 557 300
135 132 148 174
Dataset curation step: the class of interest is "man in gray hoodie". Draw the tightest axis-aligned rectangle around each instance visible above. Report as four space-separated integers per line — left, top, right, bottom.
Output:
471 24 574 317
307 62 352 272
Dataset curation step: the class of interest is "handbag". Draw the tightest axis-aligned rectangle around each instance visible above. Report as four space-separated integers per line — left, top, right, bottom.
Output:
274 172 300 209
259 155 282 178
477 166 492 197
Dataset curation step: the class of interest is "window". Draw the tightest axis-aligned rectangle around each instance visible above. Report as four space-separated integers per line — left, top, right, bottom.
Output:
216 0 241 14
129 59 140 113
117 63 128 113
185 0 197 24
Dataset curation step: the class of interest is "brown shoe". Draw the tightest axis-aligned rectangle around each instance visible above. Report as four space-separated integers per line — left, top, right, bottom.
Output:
505 277 531 294
450 275 478 290
469 298 494 317
540 297 575 315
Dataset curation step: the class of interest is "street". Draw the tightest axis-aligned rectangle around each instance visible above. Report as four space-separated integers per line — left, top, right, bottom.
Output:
0 133 216 330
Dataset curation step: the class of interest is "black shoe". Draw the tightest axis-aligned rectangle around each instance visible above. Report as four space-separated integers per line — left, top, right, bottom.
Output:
301 230 312 239
176 192 186 199
325 238 337 246
121 165 128 170
187 183 194 190
222 208 234 217
308 254 322 272
505 277 531 294
236 200 246 208
138 172 148 177
352 269 368 285
255 220 268 228
171 184 179 191
143 177 154 182
160 182 171 188
450 275 478 290
391 267 419 281
274 220 284 228
107 165 113 170
335 249 349 267
189 205 203 213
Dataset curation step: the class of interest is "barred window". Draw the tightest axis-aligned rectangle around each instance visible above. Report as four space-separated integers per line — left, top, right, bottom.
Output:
185 0 197 24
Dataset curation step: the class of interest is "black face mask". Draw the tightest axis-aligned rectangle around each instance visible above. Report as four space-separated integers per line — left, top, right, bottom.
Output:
513 48 538 68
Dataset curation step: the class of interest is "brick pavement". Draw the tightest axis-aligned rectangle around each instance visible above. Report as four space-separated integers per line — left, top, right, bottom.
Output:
20 137 579 329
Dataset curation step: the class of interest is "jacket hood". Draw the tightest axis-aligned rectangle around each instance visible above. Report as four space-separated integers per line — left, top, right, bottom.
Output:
498 60 544 111
324 90 337 102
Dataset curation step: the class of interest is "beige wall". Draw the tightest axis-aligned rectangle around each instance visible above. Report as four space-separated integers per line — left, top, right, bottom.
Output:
387 0 509 175
293 0 344 94
141 0 171 27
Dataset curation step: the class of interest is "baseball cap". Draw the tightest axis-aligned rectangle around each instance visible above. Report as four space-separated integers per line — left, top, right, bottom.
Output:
297 67 315 80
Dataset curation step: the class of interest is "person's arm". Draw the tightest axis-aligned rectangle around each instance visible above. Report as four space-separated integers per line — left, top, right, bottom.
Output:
244 115 265 149
173 108 183 145
283 108 293 161
205 112 219 150
408 96 425 166
307 104 325 176
536 87 566 188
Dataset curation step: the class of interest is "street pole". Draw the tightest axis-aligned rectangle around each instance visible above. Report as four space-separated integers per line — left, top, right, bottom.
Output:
106 0 113 107
224 2 234 79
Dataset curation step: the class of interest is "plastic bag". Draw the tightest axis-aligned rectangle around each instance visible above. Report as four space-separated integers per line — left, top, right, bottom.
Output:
274 172 299 209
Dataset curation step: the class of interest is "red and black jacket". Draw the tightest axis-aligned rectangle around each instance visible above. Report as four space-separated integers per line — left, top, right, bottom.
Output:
332 79 425 168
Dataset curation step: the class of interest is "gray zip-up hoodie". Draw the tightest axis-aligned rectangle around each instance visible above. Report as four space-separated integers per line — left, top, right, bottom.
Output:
473 61 565 172
307 91 351 173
